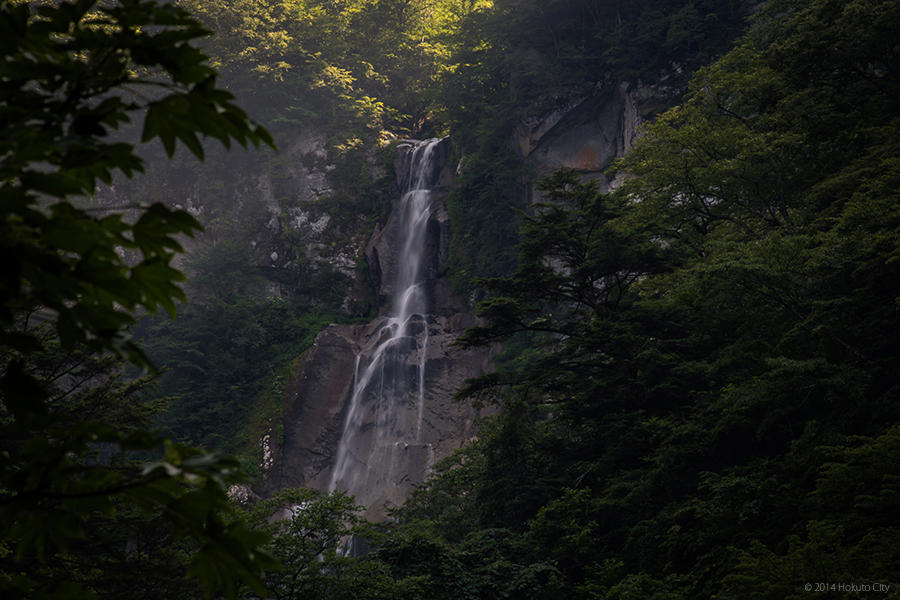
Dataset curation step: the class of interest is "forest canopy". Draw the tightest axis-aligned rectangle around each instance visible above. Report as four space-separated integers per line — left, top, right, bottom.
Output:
422 0 900 597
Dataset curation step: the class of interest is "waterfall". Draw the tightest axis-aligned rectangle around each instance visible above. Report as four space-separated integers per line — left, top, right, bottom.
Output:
328 139 441 500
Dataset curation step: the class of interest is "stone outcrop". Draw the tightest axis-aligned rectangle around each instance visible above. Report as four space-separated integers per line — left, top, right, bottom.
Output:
262 324 359 495
271 309 489 520
365 138 454 304
262 138 491 520
514 79 676 190
98 129 373 305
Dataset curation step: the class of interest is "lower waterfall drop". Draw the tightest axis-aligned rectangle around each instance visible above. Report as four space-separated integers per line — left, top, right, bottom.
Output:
327 139 442 508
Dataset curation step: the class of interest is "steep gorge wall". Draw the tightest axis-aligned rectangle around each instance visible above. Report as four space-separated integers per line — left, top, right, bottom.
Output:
260 79 673 519
261 139 491 520
100 129 379 308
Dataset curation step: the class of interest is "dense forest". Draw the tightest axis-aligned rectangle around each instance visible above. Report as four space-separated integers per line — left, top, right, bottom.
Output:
2 0 899 598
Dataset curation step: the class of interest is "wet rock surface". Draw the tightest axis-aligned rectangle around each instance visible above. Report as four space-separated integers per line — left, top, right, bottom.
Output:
264 139 490 521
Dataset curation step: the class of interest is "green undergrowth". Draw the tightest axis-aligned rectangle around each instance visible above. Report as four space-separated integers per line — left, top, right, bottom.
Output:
139 298 344 454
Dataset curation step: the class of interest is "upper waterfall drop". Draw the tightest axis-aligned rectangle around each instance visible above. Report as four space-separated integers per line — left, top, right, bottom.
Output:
327 139 443 498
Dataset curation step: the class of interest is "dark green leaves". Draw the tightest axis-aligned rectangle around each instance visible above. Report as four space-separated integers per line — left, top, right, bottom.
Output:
141 81 274 160
1 1 277 597
0 0 272 366
437 2 900 597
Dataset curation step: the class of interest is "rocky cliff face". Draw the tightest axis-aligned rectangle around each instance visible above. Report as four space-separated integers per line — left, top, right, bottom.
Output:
262 138 491 520
267 311 489 521
262 80 675 519
97 130 376 307
515 79 677 191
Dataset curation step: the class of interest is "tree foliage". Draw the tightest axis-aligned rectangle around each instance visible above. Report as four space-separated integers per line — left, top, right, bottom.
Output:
241 488 431 600
439 0 754 296
396 0 900 597
0 0 276 596
179 0 489 138
0 0 271 364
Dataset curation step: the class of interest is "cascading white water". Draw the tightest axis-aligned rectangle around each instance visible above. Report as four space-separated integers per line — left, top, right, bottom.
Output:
327 139 441 500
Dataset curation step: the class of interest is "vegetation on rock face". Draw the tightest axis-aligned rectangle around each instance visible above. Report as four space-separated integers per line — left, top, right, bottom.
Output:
441 0 754 297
